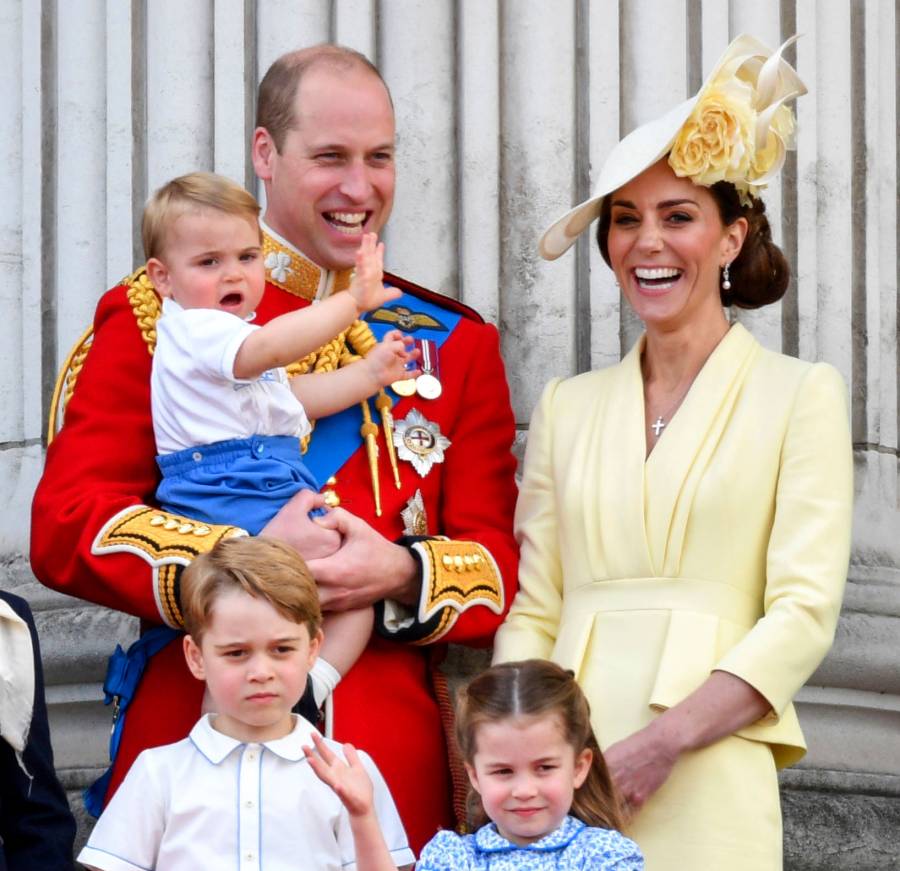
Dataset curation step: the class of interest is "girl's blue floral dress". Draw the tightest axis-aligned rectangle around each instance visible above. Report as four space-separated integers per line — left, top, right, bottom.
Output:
416 815 644 870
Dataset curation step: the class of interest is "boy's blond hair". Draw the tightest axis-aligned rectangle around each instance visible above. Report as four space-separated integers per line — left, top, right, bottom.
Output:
180 537 321 642
142 171 261 260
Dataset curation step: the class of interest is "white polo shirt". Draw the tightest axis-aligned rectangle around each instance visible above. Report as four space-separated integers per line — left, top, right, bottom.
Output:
78 715 414 871
151 299 311 455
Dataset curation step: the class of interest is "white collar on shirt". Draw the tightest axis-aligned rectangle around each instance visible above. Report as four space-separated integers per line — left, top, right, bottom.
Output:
189 713 318 764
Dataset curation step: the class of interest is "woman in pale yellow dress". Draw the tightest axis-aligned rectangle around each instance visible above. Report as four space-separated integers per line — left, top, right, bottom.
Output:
493 36 853 870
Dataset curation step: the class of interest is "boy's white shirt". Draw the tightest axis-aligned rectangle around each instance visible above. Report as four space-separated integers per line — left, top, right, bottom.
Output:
78 713 414 871
151 298 311 455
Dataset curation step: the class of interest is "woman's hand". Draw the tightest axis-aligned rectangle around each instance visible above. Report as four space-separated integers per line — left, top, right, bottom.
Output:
604 720 682 812
607 671 772 813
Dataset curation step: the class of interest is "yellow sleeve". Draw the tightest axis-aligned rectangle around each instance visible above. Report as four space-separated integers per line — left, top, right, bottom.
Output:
492 378 565 663
715 362 853 715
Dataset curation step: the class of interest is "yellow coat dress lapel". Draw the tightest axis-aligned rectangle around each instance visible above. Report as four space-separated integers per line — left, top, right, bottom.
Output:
585 336 653 581
643 323 759 578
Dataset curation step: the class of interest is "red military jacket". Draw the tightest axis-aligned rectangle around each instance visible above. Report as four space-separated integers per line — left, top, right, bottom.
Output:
30 231 519 853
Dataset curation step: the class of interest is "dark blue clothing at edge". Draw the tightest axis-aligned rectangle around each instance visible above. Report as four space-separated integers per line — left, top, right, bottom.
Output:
0 591 76 871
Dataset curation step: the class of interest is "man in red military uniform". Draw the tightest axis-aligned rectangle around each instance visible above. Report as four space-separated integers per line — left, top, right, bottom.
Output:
30 45 518 853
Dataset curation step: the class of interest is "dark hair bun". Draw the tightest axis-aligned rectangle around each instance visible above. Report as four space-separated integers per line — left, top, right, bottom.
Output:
710 182 790 309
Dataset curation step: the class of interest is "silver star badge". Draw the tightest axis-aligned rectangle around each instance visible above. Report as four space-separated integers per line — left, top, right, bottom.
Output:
393 408 451 478
401 489 429 536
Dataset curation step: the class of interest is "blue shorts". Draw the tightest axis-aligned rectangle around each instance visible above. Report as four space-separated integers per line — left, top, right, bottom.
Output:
156 435 323 536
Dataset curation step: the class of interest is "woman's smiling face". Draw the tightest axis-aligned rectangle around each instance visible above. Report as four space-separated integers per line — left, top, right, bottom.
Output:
606 159 746 332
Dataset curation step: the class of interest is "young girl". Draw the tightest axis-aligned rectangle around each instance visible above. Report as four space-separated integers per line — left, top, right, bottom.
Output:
306 659 643 870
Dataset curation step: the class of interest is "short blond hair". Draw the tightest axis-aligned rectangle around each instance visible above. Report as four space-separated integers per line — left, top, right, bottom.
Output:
142 171 261 260
180 537 321 643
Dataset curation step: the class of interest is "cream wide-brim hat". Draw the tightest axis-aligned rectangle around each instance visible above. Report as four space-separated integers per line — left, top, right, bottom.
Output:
539 34 806 261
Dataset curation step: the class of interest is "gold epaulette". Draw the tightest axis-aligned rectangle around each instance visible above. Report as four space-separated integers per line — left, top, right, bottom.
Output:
48 325 94 445
47 268 161 443
124 266 161 356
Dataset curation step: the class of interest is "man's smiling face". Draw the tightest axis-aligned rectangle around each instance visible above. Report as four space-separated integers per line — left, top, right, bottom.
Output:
254 63 396 271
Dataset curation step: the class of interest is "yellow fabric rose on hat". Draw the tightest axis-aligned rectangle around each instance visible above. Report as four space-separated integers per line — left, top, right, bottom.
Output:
669 79 756 193
666 35 805 205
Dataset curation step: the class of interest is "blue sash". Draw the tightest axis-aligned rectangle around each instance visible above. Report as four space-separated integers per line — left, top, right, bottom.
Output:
304 289 461 482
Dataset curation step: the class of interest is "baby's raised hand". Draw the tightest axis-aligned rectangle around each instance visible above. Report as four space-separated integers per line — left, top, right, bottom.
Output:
304 731 374 819
364 330 420 389
349 233 401 314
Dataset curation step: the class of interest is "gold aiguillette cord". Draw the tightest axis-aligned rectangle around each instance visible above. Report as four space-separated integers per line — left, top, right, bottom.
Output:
359 398 382 516
375 390 401 489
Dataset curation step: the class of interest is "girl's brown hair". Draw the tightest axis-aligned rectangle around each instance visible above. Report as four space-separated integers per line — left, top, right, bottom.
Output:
456 659 625 832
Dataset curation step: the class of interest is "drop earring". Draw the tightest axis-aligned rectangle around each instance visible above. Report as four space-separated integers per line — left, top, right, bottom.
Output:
722 262 732 291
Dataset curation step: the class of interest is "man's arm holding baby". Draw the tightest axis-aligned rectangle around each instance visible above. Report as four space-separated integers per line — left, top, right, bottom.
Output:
259 489 420 610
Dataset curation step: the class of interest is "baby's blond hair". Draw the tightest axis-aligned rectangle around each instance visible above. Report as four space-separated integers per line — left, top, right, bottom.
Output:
142 171 261 260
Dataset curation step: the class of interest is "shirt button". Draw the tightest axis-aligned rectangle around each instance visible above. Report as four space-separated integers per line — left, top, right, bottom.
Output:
192 451 202 461
244 851 255 861
245 799 254 808
247 752 256 761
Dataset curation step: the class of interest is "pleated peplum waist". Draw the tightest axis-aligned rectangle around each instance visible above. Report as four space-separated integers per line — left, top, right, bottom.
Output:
553 576 807 768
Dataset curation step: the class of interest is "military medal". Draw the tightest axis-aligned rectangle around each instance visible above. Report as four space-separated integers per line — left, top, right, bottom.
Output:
415 339 442 399
392 343 421 397
391 377 417 397
416 373 441 400
393 408 451 477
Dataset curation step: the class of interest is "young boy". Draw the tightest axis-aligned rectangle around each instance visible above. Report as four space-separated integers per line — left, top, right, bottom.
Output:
78 537 415 871
144 172 418 709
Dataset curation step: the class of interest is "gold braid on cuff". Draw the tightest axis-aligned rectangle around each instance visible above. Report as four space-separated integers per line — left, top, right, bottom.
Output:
92 505 248 628
410 539 505 644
